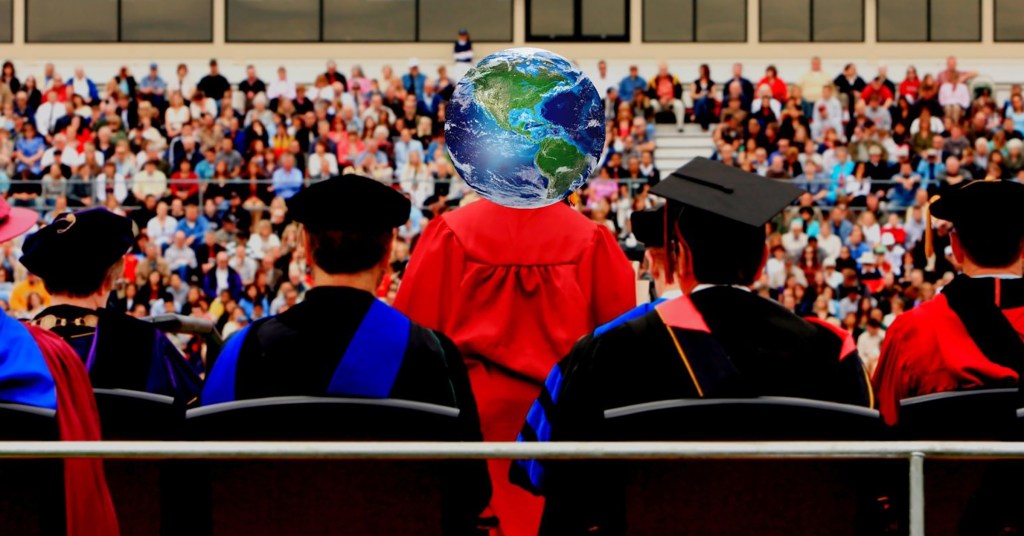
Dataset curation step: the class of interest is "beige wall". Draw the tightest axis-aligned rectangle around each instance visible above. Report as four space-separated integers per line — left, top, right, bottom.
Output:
4 0 1024 84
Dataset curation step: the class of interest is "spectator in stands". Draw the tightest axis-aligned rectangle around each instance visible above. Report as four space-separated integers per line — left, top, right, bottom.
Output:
177 202 209 245
204 250 243 301
861 76 894 108
198 59 230 103
167 63 195 106
267 66 297 104
648 62 685 132
798 56 831 103
939 76 971 124
889 161 921 208
67 66 99 104
138 63 167 106
834 63 866 111
757 65 788 103
270 152 303 200
165 230 198 279
238 64 266 111
690 64 716 131
34 89 65 137
402 58 427 101
619 65 646 103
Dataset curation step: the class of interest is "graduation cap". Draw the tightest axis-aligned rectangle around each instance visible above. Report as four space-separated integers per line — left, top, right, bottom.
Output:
0 197 38 243
650 157 802 228
287 174 411 233
925 178 1024 263
650 157 802 284
20 208 135 289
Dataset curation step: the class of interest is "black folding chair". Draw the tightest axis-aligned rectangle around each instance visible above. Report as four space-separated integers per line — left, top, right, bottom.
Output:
898 388 1019 440
540 397 887 536
0 403 64 536
184 397 486 536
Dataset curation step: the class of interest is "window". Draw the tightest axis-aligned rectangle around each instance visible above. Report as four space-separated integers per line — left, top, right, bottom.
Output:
996 0 1024 41
643 0 746 43
227 0 319 41
419 0 512 42
28 0 212 42
527 0 629 41
877 0 980 42
121 0 212 42
760 0 863 42
323 0 415 41
228 0 513 42
0 0 10 42
27 0 118 42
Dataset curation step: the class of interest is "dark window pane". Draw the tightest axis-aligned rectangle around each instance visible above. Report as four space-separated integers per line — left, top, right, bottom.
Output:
0 0 10 42
930 0 980 41
122 0 212 42
26 0 117 42
419 0 512 41
227 0 318 41
760 0 809 42
813 0 862 41
877 0 926 41
582 0 626 37
530 0 574 37
644 0 694 41
696 0 745 42
996 0 1024 41
324 0 415 41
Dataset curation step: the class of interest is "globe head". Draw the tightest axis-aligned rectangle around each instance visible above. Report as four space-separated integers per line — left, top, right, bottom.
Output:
445 47 606 209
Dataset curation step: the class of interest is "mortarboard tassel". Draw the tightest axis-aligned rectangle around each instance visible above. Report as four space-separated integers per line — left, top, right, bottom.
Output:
924 195 940 272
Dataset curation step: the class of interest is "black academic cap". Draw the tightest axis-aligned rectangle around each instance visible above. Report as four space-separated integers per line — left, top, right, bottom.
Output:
650 157 802 228
287 174 411 232
21 209 134 287
631 206 675 247
930 179 1024 230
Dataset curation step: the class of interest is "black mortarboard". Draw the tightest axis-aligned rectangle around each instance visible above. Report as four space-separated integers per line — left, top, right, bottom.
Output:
287 174 411 232
21 208 135 288
930 179 1024 230
650 157 802 228
631 206 680 248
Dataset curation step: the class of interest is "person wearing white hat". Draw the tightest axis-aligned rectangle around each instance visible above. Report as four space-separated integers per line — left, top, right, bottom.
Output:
782 218 809 259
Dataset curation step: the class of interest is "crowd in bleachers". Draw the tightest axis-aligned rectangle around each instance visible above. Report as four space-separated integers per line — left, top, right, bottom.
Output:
0 52 1016 375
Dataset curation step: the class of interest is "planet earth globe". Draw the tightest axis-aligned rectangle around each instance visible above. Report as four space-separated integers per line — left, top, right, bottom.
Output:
445 48 605 209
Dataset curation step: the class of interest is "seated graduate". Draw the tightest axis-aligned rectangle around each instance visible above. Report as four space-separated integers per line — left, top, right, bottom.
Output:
874 179 1024 425
0 198 119 535
512 158 872 534
19 208 202 405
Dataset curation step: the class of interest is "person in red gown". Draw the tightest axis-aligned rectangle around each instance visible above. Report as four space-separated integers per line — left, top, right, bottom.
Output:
394 197 635 536
873 180 1024 425
0 197 119 536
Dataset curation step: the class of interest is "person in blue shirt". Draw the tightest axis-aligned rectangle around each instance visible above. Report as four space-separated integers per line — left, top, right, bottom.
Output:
176 202 210 245
618 65 647 103
271 153 304 200
401 59 427 101
916 149 946 184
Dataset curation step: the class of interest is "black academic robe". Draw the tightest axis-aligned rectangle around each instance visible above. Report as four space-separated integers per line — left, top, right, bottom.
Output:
516 287 871 534
202 286 492 529
32 304 203 405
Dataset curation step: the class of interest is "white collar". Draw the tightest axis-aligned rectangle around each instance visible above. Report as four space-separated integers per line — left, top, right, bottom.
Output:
691 284 752 294
660 289 684 300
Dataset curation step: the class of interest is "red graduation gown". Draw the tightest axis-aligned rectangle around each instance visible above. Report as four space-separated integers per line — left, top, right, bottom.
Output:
394 199 635 536
29 325 121 536
872 293 1023 426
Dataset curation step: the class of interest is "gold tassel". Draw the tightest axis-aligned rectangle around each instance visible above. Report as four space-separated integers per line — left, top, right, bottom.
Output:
924 195 941 270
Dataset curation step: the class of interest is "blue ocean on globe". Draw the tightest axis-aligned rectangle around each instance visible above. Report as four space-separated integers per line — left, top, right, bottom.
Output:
445 48 606 209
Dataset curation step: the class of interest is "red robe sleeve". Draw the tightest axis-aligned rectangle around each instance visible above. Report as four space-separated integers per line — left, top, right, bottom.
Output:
872 316 912 426
577 225 637 327
29 326 121 536
393 217 467 333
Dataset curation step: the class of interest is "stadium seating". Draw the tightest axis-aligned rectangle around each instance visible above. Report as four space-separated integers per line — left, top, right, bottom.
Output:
183 397 483 536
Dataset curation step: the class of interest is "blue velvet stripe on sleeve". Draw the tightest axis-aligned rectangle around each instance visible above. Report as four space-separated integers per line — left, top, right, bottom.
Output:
201 324 252 406
513 364 566 494
593 299 664 337
0 312 57 410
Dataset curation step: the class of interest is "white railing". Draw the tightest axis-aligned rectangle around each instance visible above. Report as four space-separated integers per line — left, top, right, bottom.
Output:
4 440 1024 536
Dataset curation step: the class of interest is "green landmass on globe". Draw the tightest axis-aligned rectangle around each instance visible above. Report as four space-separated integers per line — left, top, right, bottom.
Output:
445 48 605 208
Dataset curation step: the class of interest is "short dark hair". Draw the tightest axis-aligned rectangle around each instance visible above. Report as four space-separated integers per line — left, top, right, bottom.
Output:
43 258 124 298
955 223 1024 268
307 228 391 274
678 208 766 286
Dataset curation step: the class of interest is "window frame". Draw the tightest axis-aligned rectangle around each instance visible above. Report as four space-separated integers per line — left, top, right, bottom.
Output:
757 0 864 43
875 0 981 43
526 0 630 43
225 0 515 43
25 0 213 43
641 0 748 44
1 0 11 43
